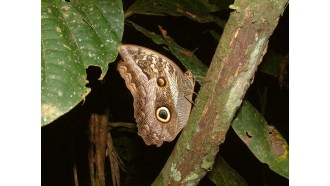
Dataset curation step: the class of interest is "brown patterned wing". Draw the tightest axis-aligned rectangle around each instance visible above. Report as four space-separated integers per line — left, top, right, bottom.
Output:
117 44 194 147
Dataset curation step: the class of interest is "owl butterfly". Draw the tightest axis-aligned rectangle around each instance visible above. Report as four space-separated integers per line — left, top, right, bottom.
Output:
117 44 195 147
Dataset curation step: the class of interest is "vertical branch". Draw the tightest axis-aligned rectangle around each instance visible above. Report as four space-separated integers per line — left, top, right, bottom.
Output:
95 112 110 186
88 114 96 186
152 0 288 185
88 111 110 186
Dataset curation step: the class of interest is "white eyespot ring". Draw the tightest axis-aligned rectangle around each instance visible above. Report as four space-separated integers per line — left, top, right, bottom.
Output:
156 107 171 123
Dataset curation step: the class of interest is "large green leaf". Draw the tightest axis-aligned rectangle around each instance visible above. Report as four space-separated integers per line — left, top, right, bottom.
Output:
41 0 124 126
232 101 289 178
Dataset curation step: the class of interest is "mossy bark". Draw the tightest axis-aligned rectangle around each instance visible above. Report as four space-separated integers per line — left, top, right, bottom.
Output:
152 0 288 185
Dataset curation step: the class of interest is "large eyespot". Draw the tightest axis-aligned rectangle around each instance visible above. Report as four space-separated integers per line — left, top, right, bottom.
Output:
156 107 171 123
157 77 166 87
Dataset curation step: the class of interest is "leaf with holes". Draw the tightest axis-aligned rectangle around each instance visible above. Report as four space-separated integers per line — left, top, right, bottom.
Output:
232 101 289 178
41 0 124 126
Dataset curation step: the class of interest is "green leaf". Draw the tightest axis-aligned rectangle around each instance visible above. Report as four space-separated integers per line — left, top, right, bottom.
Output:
41 0 124 126
208 155 248 186
125 0 229 27
164 36 208 83
127 21 166 45
231 101 289 178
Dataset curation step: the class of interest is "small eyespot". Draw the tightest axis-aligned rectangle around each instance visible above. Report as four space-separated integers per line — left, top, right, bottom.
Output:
157 77 166 87
156 107 170 123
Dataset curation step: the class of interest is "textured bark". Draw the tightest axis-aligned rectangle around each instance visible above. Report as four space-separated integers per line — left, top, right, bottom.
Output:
88 112 110 186
152 0 288 185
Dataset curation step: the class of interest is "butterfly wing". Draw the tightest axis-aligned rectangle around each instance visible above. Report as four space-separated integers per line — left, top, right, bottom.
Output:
117 44 194 146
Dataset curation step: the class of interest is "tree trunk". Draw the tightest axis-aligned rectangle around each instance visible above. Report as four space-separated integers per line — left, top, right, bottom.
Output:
152 0 288 185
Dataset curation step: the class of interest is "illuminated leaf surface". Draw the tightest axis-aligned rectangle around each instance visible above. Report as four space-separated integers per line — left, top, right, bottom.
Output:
41 0 124 126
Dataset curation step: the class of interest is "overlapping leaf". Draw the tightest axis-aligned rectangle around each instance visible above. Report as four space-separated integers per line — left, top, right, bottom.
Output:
125 0 231 27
